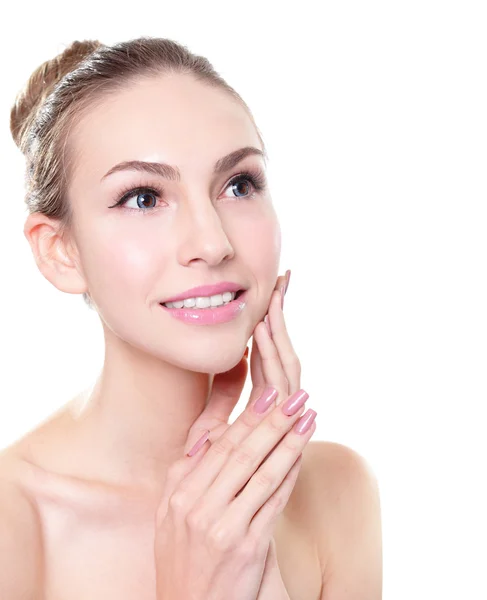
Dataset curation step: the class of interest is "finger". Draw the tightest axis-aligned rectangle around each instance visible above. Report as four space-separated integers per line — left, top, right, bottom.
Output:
253 303 290 405
183 352 249 455
157 432 214 526
180 379 311 515
247 451 305 539
248 275 287 403
265 282 301 396
248 333 265 390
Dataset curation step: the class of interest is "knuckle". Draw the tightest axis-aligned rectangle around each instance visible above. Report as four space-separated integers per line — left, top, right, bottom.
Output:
240 408 261 429
168 489 191 514
212 435 236 456
208 522 235 552
186 506 211 533
267 412 284 435
266 490 285 511
238 537 259 561
254 468 276 491
234 446 256 467
283 434 302 453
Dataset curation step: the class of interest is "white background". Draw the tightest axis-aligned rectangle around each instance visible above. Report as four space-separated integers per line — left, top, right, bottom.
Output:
1 1 486 598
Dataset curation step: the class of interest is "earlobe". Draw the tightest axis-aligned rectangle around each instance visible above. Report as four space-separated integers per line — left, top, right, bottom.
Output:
23 213 88 296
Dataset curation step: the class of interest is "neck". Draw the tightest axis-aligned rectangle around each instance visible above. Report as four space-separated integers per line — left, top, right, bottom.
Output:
64 328 214 495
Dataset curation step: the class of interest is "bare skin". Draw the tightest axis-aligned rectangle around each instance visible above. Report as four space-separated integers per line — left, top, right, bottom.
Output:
1 73 381 599
0 421 325 600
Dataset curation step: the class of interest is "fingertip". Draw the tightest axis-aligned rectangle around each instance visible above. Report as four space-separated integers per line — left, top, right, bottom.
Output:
186 429 210 457
264 314 272 337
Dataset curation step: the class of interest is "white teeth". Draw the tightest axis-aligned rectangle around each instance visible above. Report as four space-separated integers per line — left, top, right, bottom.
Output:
164 291 237 309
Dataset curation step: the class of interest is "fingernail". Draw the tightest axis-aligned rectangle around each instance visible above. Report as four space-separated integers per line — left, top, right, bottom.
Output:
253 386 278 414
244 346 249 358
282 389 309 416
281 270 291 310
285 269 291 294
187 429 210 457
264 314 272 337
293 409 317 435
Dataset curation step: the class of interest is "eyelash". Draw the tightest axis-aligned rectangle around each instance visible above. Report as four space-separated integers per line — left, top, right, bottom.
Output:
107 167 267 213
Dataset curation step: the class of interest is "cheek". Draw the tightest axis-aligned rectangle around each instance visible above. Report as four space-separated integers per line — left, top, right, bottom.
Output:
78 225 164 304
76 225 169 348
245 212 281 278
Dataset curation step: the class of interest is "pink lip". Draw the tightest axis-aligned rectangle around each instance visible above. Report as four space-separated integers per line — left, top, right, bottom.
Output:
162 281 245 303
160 289 248 325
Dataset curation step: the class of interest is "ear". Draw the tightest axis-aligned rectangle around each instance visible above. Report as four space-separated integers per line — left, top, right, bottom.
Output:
23 213 88 296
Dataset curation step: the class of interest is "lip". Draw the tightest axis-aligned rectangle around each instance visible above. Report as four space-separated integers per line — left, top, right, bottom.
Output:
161 281 245 303
160 289 248 325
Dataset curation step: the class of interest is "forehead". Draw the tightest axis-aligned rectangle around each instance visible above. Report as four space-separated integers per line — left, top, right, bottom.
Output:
69 74 261 188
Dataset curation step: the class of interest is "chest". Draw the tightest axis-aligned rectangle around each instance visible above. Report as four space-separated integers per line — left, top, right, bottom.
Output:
38 500 322 600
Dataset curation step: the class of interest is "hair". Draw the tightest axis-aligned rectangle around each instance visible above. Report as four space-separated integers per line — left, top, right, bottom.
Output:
10 36 267 309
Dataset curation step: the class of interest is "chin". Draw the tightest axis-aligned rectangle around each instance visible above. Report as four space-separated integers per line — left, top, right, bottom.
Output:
165 345 247 375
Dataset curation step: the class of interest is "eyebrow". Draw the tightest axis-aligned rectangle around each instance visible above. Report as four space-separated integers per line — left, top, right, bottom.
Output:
100 146 266 183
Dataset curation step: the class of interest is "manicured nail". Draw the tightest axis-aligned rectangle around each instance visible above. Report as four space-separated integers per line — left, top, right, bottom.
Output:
187 430 210 457
253 386 279 414
285 269 291 294
293 409 317 435
264 314 272 337
282 389 309 416
244 346 249 358
281 270 291 310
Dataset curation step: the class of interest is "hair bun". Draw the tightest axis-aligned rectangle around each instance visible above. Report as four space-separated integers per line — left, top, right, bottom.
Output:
10 40 103 149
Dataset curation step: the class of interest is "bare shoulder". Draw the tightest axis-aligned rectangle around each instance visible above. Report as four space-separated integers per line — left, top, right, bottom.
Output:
0 452 45 598
303 441 383 600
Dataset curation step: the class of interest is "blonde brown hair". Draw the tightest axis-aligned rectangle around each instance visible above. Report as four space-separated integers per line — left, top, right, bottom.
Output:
10 36 267 308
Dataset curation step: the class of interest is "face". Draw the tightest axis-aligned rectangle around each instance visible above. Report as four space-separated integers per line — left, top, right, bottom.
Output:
65 73 281 373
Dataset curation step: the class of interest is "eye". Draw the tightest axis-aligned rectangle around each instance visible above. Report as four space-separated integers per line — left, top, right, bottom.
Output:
107 167 267 213
108 184 164 212
222 169 267 201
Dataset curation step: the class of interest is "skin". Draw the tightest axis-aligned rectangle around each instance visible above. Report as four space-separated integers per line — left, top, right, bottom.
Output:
8 72 381 599
22 73 281 500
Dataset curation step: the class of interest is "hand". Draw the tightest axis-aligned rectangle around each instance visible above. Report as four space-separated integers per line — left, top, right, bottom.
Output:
154 271 318 599
185 270 304 600
182 271 299 456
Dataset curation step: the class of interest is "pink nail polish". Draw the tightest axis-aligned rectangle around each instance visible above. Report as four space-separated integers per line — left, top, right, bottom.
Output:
264 314 272 337
282 389 309 416
285 269 291 294
253 386 278 414
187 430 210 457
294 409 317 435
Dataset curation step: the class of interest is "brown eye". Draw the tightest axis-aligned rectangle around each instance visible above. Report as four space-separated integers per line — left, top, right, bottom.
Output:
223 172 265 200
231 178 252 197
108 185 164 211
133 192 158 209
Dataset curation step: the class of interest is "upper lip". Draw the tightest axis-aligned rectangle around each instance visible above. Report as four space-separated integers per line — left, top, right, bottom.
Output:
161 281 246 303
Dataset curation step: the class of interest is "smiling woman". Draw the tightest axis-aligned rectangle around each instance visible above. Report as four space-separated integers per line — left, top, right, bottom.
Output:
4 36 381 599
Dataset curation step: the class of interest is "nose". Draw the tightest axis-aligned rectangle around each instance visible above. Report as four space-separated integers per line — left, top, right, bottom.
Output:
176 199 235 267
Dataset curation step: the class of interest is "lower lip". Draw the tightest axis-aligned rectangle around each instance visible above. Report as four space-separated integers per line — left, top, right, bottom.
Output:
160 290 248 325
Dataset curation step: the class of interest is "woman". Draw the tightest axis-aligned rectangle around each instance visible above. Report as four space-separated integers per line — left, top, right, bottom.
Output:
2 36 382 599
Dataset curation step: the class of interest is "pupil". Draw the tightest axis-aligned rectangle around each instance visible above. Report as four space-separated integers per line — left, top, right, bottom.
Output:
138 193 156 208
235 181 248 196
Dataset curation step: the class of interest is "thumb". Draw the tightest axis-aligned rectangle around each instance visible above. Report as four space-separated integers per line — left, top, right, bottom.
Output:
183 348 249 454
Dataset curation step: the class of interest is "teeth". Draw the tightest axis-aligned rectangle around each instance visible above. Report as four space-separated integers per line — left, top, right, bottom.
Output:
164 291 237 309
